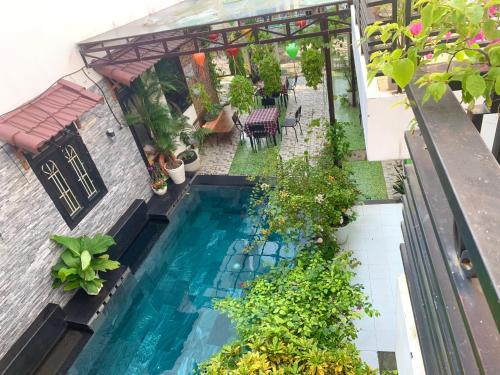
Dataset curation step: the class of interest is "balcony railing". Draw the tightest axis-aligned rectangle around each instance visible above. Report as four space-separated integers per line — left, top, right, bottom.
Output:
401 82 500 374
353 0 400 64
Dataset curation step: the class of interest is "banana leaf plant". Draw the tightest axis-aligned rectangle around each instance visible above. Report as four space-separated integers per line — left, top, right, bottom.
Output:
50 234 120 296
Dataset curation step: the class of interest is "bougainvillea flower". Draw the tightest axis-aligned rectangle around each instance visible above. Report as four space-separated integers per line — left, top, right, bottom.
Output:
409 21 423 36
468 30 485 45
425 53 434 59
444 31 452 40
488 6 497 17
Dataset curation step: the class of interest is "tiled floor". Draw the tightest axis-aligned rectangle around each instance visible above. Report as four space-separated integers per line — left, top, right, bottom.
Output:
338 203 404 371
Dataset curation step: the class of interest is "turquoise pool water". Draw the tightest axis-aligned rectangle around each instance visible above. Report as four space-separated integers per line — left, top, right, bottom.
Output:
69 186 293 375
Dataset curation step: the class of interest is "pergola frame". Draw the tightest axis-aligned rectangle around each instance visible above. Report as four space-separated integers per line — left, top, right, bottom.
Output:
78 0 355 124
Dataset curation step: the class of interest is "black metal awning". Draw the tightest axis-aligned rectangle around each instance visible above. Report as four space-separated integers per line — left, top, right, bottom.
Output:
78 0 352 67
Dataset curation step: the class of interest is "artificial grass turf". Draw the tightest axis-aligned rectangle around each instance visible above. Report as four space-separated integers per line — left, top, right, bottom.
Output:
346 160 388 201
332 73 366 151
229 139 281 176
229 102 286 176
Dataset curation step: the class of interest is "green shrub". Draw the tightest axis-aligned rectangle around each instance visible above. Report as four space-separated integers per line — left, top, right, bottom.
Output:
301 47 324 89
258 54 282 96
199 250 377 374
228 75 255 114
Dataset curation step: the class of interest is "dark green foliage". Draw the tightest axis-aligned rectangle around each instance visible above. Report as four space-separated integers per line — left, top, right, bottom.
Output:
229 50 246 76
301 48 325 89
199 249 376 374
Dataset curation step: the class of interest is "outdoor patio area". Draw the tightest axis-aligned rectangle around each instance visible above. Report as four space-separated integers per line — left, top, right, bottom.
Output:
0 0 498 374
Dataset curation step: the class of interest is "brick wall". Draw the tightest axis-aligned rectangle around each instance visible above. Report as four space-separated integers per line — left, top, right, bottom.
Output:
0 80 152 358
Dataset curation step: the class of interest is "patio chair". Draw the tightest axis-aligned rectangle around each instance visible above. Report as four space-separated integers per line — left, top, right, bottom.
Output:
281 81 289 107
232 112 245 144
287 74 298 103
248 123 271 151
262 97 276 108
254 87 264 106
281 105 302 142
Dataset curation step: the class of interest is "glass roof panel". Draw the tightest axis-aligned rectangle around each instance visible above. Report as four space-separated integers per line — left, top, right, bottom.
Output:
80 0 339 44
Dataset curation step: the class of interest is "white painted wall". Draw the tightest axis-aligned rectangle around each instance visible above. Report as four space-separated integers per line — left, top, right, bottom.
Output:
350 6 411 161
396 275 426 375
0 0 183 114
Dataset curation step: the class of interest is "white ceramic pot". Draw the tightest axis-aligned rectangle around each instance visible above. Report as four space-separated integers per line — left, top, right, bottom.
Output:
335 227 349 245
153 186 168 196
167 160 186 184
184 154 201 172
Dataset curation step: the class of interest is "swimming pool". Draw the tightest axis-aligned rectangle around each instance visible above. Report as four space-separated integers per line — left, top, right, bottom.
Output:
69 185 293 375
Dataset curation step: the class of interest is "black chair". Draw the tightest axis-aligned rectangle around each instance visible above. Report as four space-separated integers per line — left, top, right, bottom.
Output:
232 112 245 144
281 81 289 107
261 97 276 108
281 105 302 141
287 75 298 103
254 88 264 106
248 123 271 151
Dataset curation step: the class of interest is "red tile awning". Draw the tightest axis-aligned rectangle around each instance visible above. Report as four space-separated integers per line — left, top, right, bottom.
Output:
93 35 186 86
0 80 103 154
94 51 161 86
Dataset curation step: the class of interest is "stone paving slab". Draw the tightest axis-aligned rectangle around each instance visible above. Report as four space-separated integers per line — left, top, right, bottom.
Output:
199 76 329 175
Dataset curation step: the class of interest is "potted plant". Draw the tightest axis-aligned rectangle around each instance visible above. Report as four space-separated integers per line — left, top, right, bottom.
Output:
257 53 282 97
190 82 222 122
177 127 212 172
149 163 168 195
50 233 120 296
228 75 255 114
126 70 189 184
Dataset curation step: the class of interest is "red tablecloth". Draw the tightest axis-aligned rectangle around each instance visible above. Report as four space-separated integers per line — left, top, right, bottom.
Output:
245 108 280 136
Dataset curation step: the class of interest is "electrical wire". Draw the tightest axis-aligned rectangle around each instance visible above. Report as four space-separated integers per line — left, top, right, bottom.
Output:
82 68 124 129
0 66 85 119
0 66 125 130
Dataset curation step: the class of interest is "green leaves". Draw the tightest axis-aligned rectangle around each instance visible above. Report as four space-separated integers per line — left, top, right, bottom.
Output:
366 0 497 108
489 46 500 67
423 82 448 104
50 233 119 296
228 75 254 114
465 74 486 98
49 235 82 256
391 59 415 88
300 47 324 89
199 250 376 374
81 250 91 270
81 234 116 255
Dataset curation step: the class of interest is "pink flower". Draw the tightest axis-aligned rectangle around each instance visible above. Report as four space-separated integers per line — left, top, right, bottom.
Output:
488 6 497 17
425 53 434 59
444 31 452 40
409 21 423 36
489 38 500 45
468 30 485 46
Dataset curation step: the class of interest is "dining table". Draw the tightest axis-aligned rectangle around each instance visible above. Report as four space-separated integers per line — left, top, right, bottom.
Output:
244 107 280 147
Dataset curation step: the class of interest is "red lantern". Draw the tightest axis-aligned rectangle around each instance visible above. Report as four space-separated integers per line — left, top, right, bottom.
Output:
295 19 306 28
226 47 239 58
208 32 219 41
193 52 206 67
